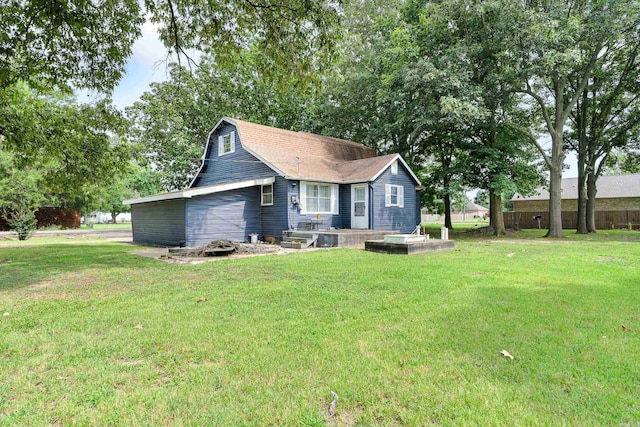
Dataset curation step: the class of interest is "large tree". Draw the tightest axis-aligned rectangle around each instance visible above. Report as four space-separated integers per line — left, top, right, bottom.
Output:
567 38 640 233
510 0 640 237
0 84 131 207
1 0 339 93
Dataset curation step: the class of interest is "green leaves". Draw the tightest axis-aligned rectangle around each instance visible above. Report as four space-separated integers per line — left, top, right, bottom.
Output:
0 84 132 209
0 0 143 92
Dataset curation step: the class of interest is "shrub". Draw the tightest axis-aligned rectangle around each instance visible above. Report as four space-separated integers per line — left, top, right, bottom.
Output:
5 208 38 240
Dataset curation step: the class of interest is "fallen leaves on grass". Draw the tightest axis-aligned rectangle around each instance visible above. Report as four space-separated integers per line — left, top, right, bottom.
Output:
196 298 208 303
328 391 339 416
134 324 143 330
500 350 515 360
621 324 637 332
506 253 515 258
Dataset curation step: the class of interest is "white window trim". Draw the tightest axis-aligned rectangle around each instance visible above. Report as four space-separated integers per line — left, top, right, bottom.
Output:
261 184 274 206
217 131 236 156
385 184 404 208
299 181 339 215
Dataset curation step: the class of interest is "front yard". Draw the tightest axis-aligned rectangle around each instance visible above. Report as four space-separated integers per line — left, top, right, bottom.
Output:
0 230 639 425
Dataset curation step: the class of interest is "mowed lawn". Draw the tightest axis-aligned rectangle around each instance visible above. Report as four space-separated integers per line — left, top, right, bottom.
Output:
1 230 639 426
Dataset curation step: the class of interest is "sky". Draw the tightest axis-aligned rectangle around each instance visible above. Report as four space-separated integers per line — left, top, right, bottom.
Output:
81 19 170 110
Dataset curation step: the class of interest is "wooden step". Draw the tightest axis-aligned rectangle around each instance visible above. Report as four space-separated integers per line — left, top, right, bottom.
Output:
280 233 318 249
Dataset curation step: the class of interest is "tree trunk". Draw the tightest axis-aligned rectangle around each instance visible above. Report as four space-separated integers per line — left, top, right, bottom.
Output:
546 159 564 238
489 188 496 228
576 169 588 234
586 170 598 232
575 91 588 234
492 193 505 236
443 192 453 229
111 211 118 224
546 84 566 238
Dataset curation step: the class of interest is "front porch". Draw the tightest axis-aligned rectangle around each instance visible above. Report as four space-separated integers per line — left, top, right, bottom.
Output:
282 229 397 248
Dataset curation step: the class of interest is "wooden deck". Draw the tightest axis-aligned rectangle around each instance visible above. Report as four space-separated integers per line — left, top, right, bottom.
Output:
364 239 454 255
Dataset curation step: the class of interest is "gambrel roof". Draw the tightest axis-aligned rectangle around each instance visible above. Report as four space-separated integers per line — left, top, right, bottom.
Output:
192 118 421 186
512 174 640 201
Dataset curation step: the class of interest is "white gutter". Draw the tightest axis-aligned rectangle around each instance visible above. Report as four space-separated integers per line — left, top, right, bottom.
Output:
123 177 275 205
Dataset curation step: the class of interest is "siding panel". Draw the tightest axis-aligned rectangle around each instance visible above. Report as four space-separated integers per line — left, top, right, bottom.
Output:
185 187 261 246
192 123 276 187
372 165 419 233
131 200 186 246
261 176 291 239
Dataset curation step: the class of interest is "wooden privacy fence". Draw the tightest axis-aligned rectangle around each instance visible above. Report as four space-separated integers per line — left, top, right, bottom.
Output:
0 208 80 231
504 211 640 230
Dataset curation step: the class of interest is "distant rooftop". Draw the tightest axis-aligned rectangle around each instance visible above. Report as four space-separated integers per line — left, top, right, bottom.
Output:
512 174 640 201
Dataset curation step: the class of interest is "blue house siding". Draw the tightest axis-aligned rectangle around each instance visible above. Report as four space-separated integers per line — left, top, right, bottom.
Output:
192 123 276 187
185 187 261 246
131 200 186 246
261 176 291 239
371 165 419 233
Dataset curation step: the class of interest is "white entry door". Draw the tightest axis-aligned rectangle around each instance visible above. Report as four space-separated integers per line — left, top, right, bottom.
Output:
351 184 369 229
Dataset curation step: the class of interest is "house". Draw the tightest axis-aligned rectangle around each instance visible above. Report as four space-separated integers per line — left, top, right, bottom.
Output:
84 211 132 224
124 118 422 247
511 174 640 212
508 174 640 229
455 201 489 218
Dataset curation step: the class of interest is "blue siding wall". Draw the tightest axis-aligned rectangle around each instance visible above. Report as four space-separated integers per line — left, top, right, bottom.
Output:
371 164 420 233
131 200 186 246
185 187 261 246
192 123 276 187
261 176 291 239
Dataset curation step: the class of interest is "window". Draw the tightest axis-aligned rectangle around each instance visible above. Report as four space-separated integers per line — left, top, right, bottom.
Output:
299 182 338 214
261 184 273 206
385 184 404 207
391 160 398 175
217 131 235 156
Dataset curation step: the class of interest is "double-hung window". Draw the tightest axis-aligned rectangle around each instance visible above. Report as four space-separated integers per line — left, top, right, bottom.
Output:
299 182 339 214
218 131 235 156
261 184 273 206
385 184 404 207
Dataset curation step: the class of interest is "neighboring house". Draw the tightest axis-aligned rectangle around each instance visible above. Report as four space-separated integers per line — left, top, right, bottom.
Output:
511 174 640 212
84 211 132 224
124 118 423 247
454 202 489 218
420 202 489 223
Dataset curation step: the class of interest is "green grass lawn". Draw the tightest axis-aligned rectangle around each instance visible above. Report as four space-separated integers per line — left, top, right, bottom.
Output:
79 223 132 230
1 231 639 425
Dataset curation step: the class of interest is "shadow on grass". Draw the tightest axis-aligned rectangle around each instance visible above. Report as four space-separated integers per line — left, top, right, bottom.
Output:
0 242 159 291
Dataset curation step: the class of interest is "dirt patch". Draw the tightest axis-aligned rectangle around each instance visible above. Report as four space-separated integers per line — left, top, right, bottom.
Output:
596 256 628 262
129 241 323 264
177 240 280 257
26 280 54 290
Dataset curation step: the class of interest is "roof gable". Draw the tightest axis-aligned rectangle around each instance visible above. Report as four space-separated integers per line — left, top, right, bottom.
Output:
192 118 421 186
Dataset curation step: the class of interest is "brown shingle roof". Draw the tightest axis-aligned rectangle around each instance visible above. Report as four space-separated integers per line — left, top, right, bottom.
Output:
512 174 640 201
228 118 414 183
